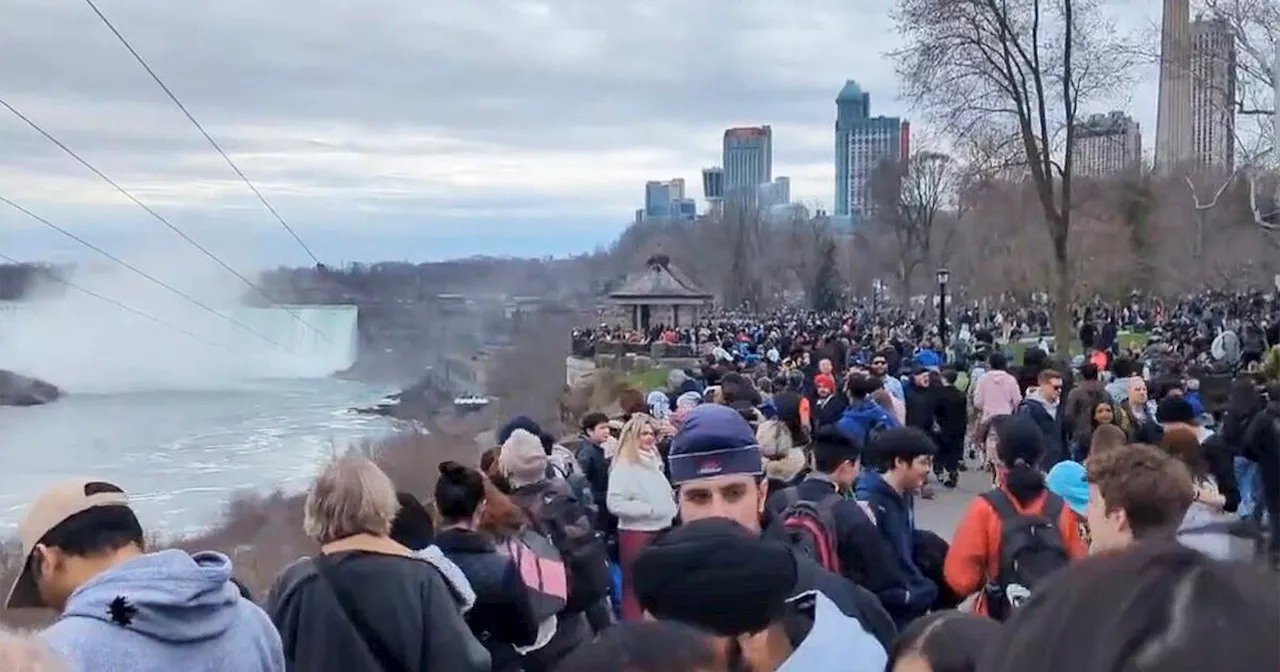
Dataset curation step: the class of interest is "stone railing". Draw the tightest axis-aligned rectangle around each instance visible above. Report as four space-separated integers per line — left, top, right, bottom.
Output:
571 339 698 359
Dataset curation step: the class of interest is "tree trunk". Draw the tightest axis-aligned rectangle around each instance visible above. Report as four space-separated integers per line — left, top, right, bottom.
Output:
1053 249 1073 356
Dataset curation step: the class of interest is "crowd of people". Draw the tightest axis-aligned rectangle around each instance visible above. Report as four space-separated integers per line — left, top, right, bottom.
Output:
2 298 1280 672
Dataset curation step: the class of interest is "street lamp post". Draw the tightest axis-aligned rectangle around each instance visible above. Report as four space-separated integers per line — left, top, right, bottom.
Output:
936 268 950 348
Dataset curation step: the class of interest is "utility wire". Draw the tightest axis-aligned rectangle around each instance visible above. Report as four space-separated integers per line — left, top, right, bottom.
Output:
82 0 323 266
0 194 291 352
0 96 330 343
0 250 242 356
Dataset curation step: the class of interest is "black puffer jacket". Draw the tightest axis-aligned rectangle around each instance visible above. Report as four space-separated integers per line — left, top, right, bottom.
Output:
434 529 539 672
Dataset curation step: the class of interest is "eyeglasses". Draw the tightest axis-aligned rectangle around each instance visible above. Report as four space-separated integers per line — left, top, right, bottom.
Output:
872 360 886 366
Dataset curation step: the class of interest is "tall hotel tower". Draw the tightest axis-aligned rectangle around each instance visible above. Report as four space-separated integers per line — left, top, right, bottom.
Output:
1155 0 1193 174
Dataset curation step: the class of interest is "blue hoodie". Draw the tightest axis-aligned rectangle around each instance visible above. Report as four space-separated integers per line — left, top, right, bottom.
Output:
836 400 900 448
777 592 887 672
41 549 285 672
854 471 937 625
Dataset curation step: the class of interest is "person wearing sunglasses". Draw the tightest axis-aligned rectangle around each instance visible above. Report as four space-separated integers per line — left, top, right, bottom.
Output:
1014 369 1068 469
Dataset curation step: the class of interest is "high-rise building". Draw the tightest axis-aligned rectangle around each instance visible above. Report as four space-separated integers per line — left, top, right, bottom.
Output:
759 176 791 208
1155 0 1193 174
701 166 725 217
1072 112 1143 176
644 178 686 218
834 80 903 222
1191 16 1237 171
723 126 772 205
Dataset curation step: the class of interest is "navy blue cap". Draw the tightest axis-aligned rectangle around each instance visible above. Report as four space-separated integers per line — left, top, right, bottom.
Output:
668 405 763 485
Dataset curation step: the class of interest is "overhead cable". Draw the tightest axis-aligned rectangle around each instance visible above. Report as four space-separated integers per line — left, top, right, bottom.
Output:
0 96 330 343
82 0 323 266
0 194 291 352
0 250 242 355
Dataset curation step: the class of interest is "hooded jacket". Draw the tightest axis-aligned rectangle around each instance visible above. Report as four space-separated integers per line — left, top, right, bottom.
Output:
854 471 937 625
1017 390 1068 468
973 369 1022 421
41 549 284 672
836 400 900 449
776 591 888 672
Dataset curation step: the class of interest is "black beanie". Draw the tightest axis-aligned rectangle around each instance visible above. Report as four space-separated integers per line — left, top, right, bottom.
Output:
632 517 796 637
1156 396 1195 425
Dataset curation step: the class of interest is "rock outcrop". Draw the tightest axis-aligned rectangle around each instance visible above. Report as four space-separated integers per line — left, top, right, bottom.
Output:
0 370 62 406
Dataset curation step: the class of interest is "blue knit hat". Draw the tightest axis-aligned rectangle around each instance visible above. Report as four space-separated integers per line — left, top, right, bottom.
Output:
668 405 763 485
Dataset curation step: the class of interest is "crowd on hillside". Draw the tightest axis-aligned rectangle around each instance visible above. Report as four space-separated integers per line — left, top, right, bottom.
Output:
2 297 1280 672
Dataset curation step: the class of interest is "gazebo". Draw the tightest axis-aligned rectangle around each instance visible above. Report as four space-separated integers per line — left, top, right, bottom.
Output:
608 253 712 332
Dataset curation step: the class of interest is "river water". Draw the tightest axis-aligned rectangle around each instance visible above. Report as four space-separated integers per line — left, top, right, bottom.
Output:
0 378 395 535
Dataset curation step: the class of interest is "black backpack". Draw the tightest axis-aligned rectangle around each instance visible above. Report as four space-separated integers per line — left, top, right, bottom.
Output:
981 490 1071 621
777 488 843 575
522 480 611 613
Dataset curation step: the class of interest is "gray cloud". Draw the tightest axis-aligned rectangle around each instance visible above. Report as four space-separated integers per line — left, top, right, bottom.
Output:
0 0 1155 261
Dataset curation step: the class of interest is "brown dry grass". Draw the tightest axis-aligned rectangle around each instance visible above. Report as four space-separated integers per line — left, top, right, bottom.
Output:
0 418 487 628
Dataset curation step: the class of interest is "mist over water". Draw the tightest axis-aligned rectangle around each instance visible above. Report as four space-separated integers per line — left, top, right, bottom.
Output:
0 249 357 392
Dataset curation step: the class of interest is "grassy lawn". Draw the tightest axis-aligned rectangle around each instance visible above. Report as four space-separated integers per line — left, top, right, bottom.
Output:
625 367 671 391
1007 332 1149 364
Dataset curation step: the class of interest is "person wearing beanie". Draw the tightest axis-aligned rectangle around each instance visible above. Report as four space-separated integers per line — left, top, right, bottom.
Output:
667 405 896 651
499 429 550 490
812 373 846 430
501 427 598 668
632 518 888 672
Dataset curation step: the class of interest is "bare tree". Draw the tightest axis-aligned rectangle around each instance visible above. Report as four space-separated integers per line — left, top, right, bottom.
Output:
866 151 961 300
892 0 1139 346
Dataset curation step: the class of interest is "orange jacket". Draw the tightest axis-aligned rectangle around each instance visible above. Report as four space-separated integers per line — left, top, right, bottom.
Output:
943 488 1088 615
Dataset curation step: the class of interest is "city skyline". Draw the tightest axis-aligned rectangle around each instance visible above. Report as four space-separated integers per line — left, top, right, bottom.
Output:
0 0 1171 263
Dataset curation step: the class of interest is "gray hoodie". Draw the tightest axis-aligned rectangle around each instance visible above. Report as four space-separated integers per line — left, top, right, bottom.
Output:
41 549 284 672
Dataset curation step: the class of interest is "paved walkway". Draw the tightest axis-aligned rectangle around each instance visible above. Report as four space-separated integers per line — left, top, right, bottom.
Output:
914 466 992 541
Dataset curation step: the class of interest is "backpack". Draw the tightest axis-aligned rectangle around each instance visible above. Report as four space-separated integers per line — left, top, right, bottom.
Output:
863 416 890 450
497 527 569 623
522 480 611 612
981 490 1071 621
778 488 843 574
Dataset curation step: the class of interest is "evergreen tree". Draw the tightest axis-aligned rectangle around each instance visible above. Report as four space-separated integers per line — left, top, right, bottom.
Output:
810 236 843 312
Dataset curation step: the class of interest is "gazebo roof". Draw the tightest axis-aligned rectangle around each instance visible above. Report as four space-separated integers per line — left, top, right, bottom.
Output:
609 253 712 301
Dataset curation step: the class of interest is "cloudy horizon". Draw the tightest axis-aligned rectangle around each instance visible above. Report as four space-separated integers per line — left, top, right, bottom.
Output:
1 0 1162 267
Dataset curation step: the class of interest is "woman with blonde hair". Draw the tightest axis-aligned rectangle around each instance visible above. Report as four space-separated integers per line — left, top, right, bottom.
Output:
266 454 489 672
606 414 678 621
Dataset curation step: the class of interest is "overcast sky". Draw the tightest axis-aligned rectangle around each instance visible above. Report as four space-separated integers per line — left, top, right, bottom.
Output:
0 0 1161 266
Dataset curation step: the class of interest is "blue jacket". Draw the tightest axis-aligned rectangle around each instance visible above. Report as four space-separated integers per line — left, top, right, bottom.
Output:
854 472 937 625
42 549 284 672
836 400 900 449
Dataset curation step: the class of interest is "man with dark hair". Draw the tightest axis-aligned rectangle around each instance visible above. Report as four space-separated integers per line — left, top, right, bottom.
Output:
576 411 614 534
1063 362 1104 443
837 374 900 449
1086 444 1195 552
855 428 939 626
766 427 901 618
934 369 968 488
7 480 284 671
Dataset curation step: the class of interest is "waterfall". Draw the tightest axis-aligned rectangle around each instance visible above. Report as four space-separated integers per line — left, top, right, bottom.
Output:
0 301 360 392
